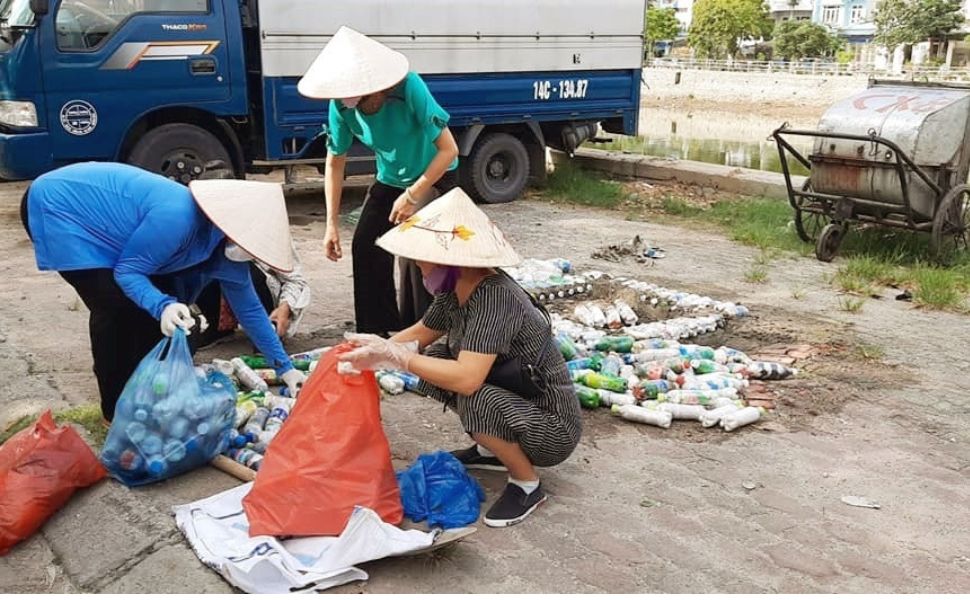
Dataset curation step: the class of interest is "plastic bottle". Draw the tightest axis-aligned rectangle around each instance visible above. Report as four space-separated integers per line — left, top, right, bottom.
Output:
394 371 420 391
555 332 581 361
212 359 236 376
664 357 689 374
721 406 764 432
596 389 636 407
601 354 624 377
242 406 270 437
573 304 597 328
151 372 169 396
680 344 716 361
118 449 144 472
254 368 281 385
125 421 147 444
145 455 167 477
594 336 635 353
166 416 191 439
659 403 705 420
578 372 628 393
700 404 741 428
378 372 406 395
574 384 601 409
614 299 639 326
565 357 592 372
635 361 666 381
163 439 187 462
264 407 288 432
140 434 163 456
588 304 607 328
658 389 725 406
611 404 672 428
604 305 623 330
240 354 270 369
632 348 681 362
234 400 258 429
231 358 269 392
634 379 674 400
710 396 741 409
745 362 798 380
229 429 249 448
619 364 635 379
689 359 727 375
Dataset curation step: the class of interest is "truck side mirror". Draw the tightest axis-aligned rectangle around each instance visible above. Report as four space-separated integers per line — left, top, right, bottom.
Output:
29 0 49 16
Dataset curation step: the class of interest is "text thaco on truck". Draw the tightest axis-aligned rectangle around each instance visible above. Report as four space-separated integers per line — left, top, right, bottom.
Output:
0 0 644 203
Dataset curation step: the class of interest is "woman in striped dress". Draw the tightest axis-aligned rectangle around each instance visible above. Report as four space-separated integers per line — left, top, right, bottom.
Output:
341 188 582 528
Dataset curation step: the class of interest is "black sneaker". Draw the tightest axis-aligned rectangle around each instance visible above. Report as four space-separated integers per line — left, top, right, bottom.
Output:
450 445 508 472
483 483 547 528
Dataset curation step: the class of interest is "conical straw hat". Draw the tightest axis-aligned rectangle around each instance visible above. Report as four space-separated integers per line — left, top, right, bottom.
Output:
376 188 522 268
298 26 409 99
189 180 294 272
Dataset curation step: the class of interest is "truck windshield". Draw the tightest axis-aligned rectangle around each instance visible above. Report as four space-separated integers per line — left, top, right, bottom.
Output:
0 0 36 28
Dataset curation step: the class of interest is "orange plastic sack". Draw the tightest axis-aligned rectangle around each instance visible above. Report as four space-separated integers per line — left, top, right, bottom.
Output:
0 410 107 555
243 345 403 536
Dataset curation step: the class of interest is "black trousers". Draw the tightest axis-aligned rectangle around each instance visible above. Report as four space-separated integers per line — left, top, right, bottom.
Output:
194 263 275 348
352 171 457 334
23 189 187 421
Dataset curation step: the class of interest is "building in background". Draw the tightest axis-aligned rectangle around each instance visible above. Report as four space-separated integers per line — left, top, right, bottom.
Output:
812 0 876 44
654 0 694 39
769 0 814 23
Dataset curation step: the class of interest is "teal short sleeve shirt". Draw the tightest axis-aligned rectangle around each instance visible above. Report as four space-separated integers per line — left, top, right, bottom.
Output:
325 72 459 188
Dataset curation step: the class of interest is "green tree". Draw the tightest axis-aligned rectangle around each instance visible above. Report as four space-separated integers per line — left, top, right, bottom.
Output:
688 0 773 58
645 6 682 50
874 0 965 52
773 20 845 60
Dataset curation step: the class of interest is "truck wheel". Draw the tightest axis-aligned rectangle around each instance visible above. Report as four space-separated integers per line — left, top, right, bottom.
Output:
463 133 530 204
126 123 233 184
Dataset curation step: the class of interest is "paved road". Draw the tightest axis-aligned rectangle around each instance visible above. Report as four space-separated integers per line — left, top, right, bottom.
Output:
1 181 968 593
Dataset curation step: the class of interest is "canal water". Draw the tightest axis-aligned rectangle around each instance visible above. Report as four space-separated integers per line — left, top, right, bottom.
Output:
592 105 818 176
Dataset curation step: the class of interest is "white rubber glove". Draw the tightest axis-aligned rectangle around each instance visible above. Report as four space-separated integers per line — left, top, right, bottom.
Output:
281 369 307 398
160 303 195 337
340 338 418 374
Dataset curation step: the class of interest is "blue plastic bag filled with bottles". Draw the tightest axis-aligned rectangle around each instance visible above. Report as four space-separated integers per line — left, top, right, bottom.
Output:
395 451 485 529
100 330 236 487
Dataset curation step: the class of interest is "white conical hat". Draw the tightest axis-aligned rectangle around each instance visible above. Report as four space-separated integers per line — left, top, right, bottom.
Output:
189 180 294 272
297 26 409 99
376 188 522 268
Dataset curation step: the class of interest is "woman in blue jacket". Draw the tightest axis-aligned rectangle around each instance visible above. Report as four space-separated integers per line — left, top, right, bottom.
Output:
21 162 306 421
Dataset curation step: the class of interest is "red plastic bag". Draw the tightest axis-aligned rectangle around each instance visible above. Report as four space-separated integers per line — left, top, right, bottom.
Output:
0 410 107 555
243 345 403 536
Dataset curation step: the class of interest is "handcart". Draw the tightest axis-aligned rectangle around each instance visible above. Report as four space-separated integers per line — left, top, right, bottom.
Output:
772 79 970 262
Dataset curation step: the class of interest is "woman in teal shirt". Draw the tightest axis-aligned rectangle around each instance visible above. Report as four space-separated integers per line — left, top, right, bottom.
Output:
299 26 459 336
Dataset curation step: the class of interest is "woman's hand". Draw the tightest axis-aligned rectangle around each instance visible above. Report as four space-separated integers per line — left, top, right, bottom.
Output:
324 224 342 261
340 333 418 373
388 188 418 225
269 301 292 337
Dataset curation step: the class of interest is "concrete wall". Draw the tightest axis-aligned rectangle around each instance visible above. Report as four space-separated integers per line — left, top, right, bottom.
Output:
642 68 869 108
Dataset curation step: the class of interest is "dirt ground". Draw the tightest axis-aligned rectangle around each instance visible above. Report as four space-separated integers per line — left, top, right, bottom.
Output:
642 96 826 124
1 177 969 593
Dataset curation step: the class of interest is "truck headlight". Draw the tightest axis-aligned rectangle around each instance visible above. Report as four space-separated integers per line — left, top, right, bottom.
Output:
0 101 38 127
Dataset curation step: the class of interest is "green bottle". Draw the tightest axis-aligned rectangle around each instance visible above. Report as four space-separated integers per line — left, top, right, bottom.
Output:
240 354 269 369
574 384 601 409
579 372 628 393
555 332 580 361
594 336 635 353
587 352 605 372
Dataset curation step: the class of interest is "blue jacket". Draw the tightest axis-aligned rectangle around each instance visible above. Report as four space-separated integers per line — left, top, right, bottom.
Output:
26 162 293 374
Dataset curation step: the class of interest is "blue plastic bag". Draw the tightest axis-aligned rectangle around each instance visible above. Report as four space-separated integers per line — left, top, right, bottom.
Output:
100 330 236 487
395 451 486 529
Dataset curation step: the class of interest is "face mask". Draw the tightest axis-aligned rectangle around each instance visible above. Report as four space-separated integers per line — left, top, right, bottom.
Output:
341 96 362 108
422 266 460 294
225 242 254 262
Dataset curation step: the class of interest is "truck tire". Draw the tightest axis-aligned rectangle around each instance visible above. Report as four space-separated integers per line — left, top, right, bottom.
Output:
463 133 530 204
126 123 233 184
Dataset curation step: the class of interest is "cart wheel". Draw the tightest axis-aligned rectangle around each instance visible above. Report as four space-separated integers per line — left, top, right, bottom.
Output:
816 223 844 262
931 184 970 262
794 180 826 243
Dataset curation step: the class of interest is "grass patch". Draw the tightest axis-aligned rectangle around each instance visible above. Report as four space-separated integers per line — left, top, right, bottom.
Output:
1 404 108 448
744 265 769 283
838 296 866 312
545 162 624 208
855 343 886 361
912 267 967 310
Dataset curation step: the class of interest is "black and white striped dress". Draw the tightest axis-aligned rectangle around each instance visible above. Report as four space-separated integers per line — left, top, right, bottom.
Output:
418 273 582 467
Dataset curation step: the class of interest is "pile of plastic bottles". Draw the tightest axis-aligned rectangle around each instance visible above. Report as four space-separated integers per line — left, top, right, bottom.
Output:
614 277 750 319
556 332 795 432
376 370 421 395
101 366 237 485
505 258 595 302
209 346 330 470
